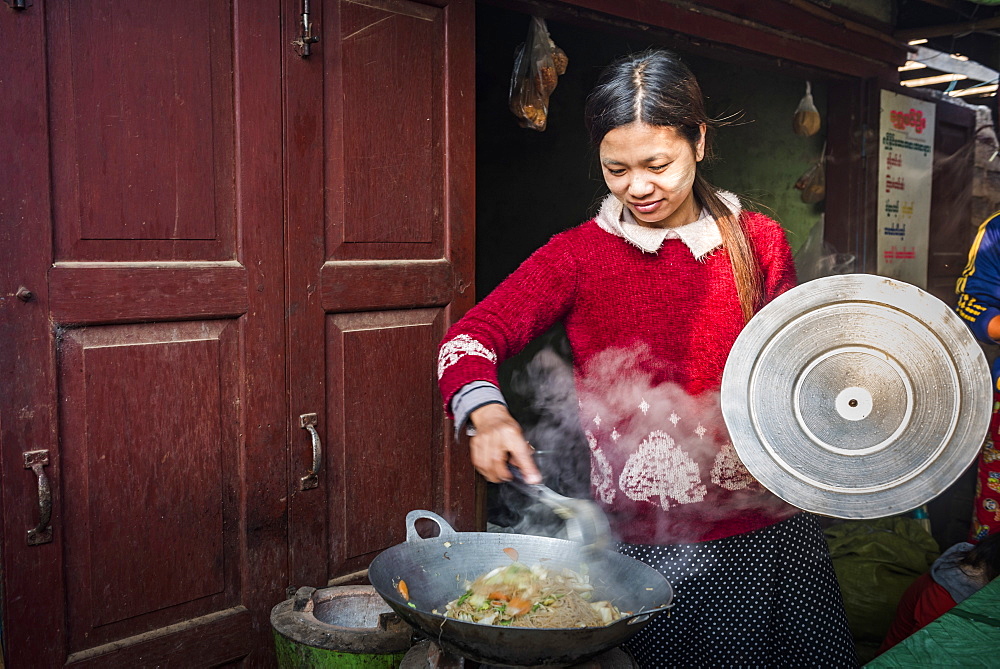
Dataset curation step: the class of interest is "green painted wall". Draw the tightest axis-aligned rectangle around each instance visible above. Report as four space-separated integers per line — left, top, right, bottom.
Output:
693 56 828 254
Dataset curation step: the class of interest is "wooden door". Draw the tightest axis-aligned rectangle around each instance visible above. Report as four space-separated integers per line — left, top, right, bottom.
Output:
281 0 478 590
1 0 477 665
0 2 287 666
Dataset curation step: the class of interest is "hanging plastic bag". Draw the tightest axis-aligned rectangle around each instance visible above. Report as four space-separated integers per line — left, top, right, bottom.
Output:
547 30 568 77
795 153 826 204
792 81 821 136
509 17 567 131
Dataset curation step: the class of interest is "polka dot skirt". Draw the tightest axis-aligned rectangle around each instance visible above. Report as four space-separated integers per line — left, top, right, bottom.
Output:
618 513 858 668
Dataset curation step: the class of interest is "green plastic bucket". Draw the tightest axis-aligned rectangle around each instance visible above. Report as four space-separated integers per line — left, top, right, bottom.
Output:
271 585 413 668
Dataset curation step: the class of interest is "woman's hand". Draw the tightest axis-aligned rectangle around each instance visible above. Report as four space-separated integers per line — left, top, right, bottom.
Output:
467 403 543 484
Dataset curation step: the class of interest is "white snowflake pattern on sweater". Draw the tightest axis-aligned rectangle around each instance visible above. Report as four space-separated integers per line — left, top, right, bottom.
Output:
437 334 497 379
711 441 758 491
585 392 761 511
619 430 707 510
586 430 617 505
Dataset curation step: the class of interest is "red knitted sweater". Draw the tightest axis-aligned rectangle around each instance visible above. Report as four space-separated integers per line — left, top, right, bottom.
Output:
438 210 799 543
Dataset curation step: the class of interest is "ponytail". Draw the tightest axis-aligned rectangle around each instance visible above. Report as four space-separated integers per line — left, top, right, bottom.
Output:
695 175 763 322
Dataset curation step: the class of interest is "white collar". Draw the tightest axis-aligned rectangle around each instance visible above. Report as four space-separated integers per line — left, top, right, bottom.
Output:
594 191 740 259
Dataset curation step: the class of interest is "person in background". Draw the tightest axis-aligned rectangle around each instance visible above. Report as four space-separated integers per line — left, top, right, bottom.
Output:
437 49 857 667
879 531 1000 653
955 211 1000 541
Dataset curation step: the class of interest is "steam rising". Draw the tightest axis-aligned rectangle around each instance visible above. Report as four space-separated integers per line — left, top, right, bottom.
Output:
490 340 792 545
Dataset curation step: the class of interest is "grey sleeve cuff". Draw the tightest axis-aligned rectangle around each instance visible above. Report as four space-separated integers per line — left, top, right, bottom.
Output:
451 381 507 439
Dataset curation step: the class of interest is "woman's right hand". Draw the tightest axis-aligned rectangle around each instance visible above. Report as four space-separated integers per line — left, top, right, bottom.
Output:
467 403 543 485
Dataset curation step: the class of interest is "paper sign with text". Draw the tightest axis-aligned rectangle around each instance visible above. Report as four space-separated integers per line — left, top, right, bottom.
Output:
877 90 935 288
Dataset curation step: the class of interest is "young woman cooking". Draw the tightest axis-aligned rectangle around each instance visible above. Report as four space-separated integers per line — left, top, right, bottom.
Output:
437 49 858 666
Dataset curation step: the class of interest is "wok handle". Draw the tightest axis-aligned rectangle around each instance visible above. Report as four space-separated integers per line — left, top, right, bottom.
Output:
405 509 460 542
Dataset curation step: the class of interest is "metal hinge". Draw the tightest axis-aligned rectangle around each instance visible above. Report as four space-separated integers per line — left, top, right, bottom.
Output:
4 0 32 10
292 0 319 58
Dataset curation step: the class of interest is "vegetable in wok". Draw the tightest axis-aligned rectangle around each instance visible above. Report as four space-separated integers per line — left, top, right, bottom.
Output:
442 562 622 628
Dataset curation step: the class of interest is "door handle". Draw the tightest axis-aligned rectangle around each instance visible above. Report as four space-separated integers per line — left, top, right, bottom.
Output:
299 413 322 491
24 450 53 545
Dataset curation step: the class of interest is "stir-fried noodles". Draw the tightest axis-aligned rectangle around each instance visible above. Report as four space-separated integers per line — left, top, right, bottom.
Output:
443 562 622 628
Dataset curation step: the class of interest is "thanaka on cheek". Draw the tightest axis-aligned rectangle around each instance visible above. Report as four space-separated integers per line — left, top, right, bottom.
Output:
599 122 703 229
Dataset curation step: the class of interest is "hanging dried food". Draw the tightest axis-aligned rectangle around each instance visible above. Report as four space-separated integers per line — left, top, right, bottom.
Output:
795 152 826 204
509 17 569 131
792 81 821 137
549 36 568 76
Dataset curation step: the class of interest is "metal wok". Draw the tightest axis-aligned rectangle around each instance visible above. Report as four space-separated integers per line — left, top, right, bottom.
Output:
368 510 673 667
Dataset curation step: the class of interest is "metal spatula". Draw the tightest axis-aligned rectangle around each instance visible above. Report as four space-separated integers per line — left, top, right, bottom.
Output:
507 466 611 554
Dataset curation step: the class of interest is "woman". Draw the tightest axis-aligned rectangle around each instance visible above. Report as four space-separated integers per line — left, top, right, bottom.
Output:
437 49 857 666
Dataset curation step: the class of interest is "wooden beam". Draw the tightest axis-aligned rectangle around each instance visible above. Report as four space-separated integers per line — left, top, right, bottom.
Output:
524 0 906 77
896 15 1000 41
699 0 908 65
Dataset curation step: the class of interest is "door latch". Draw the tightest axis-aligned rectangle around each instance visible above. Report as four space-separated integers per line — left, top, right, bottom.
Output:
292 0 319 57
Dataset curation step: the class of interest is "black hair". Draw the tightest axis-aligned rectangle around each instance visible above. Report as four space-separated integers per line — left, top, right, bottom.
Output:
961 531 1000 582
584 49 763 322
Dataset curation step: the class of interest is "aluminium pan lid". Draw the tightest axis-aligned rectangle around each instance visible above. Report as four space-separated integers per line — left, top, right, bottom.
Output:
721 274 992 519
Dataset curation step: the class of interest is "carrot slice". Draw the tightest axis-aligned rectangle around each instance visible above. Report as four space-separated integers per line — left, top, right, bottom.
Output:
397 579 409 601
488 591 510 602
506 596 532 616
503 547 519 561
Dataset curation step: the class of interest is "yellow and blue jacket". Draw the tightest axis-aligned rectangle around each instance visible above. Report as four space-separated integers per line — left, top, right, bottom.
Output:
956 211 1000 390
